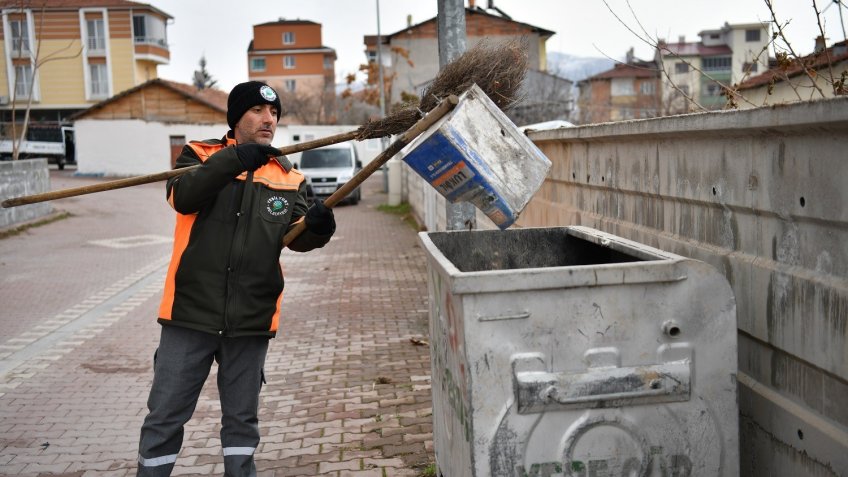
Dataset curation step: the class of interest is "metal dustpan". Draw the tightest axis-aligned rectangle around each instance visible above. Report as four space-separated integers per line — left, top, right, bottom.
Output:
400 83 551 229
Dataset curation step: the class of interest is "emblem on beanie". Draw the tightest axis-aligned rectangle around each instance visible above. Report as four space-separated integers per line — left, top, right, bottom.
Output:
260 85 277 102
266 196 289 217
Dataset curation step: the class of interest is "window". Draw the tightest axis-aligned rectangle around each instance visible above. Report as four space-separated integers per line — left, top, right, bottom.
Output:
283 31 295 44
640 81 656 95
611 78 634 96
324 56 332 69
703 82 723 97
742 62 758 73
677 85 690 97
702 56 731 71
746 29 761 42
285 79 296 91
89 63 108 97
133 14 167 47
9 19 30 53
14 64 32 97
284 55 295 69
250 57 266 71
709 34 720 40
86 18 106 51
675 62 689 74
366 50 377 63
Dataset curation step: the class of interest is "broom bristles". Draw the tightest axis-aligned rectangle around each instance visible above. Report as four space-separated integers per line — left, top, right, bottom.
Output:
356 39 527 140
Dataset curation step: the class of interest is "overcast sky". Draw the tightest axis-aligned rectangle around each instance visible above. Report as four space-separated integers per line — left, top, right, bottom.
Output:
144 0 847 92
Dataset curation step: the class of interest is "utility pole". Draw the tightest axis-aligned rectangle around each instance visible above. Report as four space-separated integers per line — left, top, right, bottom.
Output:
437 0 476 231
376 0 386 123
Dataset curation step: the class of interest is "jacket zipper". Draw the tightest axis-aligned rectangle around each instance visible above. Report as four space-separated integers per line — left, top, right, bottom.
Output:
225 169 256 336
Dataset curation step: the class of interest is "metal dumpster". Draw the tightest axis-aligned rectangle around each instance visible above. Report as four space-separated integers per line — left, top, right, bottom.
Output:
419 226 739 477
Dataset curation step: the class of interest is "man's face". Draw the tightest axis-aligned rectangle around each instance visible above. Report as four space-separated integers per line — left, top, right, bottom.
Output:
233 104 278 145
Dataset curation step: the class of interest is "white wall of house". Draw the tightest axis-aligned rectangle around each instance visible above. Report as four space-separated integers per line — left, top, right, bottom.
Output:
738 60 848 108
660 54 701 112
74 119 226 176
727 24 770 82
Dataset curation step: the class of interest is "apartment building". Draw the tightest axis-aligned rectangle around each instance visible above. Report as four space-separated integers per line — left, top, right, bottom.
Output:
247 19 337 124
0 0 171 124
657 22 770 112
577 59 661 124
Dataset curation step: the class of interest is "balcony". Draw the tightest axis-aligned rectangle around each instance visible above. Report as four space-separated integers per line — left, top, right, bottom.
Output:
132 14 169 64
134 36 169 64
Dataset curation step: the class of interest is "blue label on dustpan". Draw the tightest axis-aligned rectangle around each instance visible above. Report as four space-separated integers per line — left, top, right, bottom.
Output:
402 126 517 229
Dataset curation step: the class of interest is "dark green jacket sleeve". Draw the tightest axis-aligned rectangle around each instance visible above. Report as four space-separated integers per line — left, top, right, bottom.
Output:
166 145 244 214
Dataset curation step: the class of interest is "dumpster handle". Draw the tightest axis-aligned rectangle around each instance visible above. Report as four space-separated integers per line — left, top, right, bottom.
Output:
477 311 530 322
514 360 691 414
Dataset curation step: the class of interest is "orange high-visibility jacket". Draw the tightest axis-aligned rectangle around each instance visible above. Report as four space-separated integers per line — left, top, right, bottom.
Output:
158 134 332 337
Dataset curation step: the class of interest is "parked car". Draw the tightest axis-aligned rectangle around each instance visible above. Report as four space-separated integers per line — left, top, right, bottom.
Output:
0 125 75 170
298 142 362 205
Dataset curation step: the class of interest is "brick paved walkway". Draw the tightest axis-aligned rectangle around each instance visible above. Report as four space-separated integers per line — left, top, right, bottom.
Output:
0 170 435 476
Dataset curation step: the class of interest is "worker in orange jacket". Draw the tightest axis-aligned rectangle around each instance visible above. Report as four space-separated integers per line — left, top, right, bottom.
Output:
137 81 335 477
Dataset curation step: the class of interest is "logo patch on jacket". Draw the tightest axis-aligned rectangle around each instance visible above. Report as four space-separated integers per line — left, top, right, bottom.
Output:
266 196 289 216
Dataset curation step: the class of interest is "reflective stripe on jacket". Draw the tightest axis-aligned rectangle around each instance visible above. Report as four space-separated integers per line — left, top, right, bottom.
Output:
157 134 330 337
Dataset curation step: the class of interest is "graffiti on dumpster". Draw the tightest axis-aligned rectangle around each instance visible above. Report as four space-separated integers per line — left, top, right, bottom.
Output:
431 332 472 442
430 272 472 442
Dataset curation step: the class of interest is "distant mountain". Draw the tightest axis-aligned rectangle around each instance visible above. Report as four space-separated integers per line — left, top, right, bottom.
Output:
547 52 615 82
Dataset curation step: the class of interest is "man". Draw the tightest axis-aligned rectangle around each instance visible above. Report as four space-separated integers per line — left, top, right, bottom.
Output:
137 81 335 476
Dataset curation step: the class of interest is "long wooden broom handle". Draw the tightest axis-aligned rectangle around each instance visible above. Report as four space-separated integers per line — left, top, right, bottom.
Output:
283 94 459 247
1 130 360 208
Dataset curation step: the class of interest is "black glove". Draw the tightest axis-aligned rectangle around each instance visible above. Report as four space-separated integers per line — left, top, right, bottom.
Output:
305 199 335 235
235 143 280 172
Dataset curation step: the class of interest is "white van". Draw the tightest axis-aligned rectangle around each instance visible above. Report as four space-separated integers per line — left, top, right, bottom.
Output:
298 142 362 205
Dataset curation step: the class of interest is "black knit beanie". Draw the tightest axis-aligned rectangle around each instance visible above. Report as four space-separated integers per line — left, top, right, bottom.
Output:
226 81 282 129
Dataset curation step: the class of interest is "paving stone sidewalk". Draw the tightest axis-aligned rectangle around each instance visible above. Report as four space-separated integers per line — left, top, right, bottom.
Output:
0 172 436 476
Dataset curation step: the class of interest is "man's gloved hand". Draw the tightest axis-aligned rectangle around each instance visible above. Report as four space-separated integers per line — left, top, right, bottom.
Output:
235 143 280 172
305 199 335 235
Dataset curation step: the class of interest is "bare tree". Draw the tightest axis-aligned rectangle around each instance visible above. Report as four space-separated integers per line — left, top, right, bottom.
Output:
278 76 338 125
507 68 573 126
7 1 82 161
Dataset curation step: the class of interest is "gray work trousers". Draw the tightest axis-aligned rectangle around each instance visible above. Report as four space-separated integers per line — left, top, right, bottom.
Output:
137 325 269 477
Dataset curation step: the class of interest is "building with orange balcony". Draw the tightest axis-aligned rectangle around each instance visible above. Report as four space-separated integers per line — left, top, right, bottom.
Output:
247 19 337 124
0 0 171 126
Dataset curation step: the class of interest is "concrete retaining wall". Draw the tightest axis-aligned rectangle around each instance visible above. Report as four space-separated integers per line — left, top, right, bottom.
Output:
0 159 51 228
403 96 848 476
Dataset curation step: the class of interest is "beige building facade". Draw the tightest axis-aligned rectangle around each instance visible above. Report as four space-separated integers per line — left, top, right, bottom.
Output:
0 0 170 125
